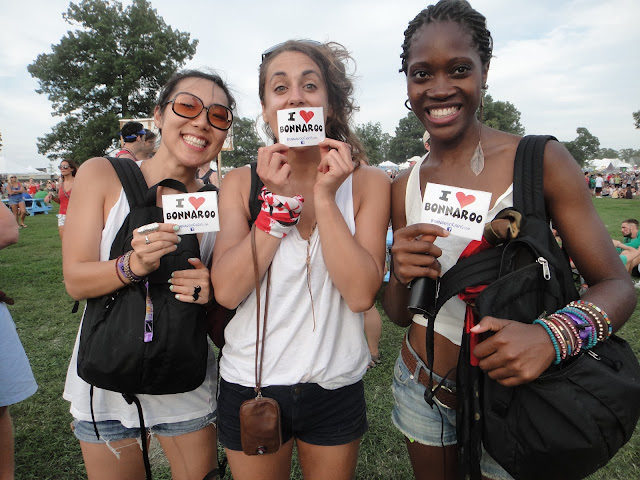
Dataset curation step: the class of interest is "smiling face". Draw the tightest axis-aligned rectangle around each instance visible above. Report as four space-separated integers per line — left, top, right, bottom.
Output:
261 51 329 141
406 21 488 143
154 77 230 168
59 161 72 177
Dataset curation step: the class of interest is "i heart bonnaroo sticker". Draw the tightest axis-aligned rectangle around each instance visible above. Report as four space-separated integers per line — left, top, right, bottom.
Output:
162 191 219 234
276 107 325 147
421 182 491 240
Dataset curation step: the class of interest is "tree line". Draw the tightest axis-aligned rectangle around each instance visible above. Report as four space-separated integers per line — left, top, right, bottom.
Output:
27 0 640 170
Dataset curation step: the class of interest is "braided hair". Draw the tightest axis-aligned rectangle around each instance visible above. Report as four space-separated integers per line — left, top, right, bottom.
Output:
400 0 493 74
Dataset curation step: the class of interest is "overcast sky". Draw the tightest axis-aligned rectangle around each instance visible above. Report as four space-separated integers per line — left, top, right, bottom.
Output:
1 0 638 169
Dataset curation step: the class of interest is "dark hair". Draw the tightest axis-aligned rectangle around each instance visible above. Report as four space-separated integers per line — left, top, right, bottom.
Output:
156 69 236 115
623 219 639 228
60 159 79 177
258 40 365 165
144 130 157 142
120 121 145 143
400 0 493 74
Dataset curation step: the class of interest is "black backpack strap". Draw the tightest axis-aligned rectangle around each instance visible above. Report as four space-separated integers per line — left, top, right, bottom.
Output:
249 161 264 226
512 135 557 222
106 157 148 209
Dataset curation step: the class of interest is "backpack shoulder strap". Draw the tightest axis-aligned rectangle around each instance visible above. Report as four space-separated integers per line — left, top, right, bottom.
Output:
249 161 264 226
106 157 148 209
512 135 557 222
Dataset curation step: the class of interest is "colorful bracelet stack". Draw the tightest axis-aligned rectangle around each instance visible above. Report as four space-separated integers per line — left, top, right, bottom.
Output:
117 250 143 283
255 186 304 238
533 300 611 364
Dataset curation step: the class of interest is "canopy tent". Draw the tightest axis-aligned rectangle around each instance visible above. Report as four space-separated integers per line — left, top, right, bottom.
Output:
0 157 47 176
586 158 635 172
379 160 398 169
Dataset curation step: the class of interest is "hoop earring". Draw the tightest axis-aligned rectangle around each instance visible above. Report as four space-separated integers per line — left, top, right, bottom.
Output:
404 99 412 111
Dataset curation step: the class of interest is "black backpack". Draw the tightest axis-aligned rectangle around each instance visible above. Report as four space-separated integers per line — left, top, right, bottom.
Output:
78 157 213 395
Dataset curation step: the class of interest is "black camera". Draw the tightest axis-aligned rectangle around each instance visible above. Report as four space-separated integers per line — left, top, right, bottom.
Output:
407 276 439 318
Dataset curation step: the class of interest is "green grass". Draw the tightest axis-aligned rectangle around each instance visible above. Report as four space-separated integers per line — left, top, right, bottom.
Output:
2 197 639 479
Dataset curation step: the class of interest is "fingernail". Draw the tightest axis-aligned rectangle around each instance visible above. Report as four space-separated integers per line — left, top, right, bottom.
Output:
167 278 172 284
171 272 174 278
189 258 197 262
175 294 180 300
177 236 182 243
173 225 180 231
174 244 178 250
169 285 174 292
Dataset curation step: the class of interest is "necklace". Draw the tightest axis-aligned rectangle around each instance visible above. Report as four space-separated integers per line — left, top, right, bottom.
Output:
306 223 317 332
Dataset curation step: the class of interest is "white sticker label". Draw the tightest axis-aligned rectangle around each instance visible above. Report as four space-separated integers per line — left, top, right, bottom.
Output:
161 191 219 234
276 107 325 147
421 183 492 241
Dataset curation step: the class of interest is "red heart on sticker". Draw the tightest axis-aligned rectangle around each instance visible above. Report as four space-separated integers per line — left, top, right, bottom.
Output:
299 110 314 123
456 192 476 208
189 197 205 210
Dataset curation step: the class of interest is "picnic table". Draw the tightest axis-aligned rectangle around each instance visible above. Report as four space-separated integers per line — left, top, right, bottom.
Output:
2 197 53 215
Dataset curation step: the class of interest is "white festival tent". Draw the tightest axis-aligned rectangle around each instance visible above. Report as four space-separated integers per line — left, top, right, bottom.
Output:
379 160 399 169
586 158 635 172
0 157 49 177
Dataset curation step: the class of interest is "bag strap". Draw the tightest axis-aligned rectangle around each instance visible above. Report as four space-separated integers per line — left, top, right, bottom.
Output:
106 157 148 209
249 161 264 226
512 135 557 221
251 226 271 395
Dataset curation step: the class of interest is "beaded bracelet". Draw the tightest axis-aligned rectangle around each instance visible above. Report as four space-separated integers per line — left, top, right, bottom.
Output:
254 187 304 238
549 313 582 356
533 319 562 365
569 301 610 340
114 255 127 285
122 250 143 283
547 315 573 357
571 300 612 337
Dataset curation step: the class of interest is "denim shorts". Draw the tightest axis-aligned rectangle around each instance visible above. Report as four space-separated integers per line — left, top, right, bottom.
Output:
391 336 513 480
217 379 367 450
7 194 24 206
73 412 216 444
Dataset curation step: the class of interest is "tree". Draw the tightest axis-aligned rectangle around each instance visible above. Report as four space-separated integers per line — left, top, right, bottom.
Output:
0 130 3 153
619 148 640 165
633 110 640 129
355 121 391 165
562 127 600 166
387 113 426 163
28 0 197 163
482 94 525 135
597 147 619 159
220 117 264 168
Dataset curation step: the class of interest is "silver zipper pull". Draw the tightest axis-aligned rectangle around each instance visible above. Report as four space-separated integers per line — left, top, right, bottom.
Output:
537 257 551 280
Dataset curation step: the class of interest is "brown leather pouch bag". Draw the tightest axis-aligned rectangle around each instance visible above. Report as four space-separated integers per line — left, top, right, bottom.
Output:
239 226 282 455
239 395 282 455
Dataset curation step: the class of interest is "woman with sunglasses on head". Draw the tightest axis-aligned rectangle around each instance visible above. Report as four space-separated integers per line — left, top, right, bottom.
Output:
5 175 28 228
62 69 234 480
46 159 78 239
211 41 390 480
382 2 635 479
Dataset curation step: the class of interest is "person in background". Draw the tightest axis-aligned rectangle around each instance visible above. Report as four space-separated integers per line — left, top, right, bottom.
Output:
138 130 158 161
197 161 219 188
423 130 430 152
115 121 147 161
6 175 28 228
382 1 635 479
46 159 78 240
212 39 390 480
27 179 37 196
0 202 38 480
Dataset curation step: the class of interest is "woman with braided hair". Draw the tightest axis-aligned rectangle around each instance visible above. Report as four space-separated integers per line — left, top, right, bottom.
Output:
211 40 390 479
382 1 635 479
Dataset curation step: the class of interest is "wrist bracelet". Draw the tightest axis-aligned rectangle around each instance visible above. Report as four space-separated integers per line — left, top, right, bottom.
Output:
115 255 127 285
123 250 143 283
254 186 304 238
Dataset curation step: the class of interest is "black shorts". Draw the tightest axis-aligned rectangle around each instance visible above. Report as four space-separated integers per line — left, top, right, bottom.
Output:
217 378 368 450
595 187 603 193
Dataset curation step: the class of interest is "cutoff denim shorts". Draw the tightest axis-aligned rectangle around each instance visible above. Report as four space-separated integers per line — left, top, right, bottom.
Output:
391 334 513 480
73 412 216 444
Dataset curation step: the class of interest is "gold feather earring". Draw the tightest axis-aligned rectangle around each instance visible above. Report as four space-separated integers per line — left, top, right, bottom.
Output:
470 86 487 176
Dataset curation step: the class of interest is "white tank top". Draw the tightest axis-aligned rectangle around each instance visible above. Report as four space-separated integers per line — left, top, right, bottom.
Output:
405 154 513 346
63 187 218 428
220 174 370 390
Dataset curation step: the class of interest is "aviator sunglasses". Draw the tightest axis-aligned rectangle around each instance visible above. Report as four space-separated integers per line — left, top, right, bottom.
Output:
165 92 233 131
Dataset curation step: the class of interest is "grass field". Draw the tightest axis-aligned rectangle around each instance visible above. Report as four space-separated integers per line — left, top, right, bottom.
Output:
2 197 639 479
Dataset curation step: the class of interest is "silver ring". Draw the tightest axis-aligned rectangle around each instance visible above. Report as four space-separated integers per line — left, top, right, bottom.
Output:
145 235 150 245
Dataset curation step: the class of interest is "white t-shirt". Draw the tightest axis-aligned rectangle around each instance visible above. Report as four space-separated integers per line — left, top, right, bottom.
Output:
63 187 217 428
220 174 370 390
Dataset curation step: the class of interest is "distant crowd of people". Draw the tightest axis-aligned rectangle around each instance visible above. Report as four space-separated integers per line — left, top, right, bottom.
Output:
587 171 638 198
